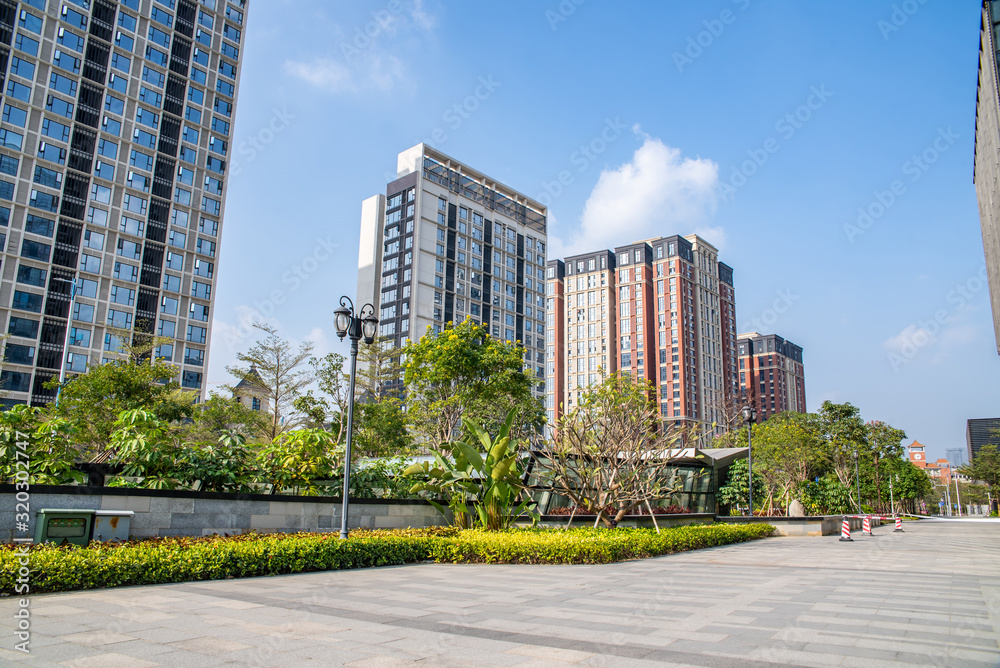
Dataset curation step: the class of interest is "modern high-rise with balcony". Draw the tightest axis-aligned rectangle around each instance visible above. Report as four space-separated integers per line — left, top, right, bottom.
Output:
975 0 1000 354
736 332 806 421
0 0 247 406
357 144 548 398
545 234 737 435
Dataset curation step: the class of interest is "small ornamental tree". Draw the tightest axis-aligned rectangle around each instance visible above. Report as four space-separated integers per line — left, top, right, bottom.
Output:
535 374 702 528
402 318 543 450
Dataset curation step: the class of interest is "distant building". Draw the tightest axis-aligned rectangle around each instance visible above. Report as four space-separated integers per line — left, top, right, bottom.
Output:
232 365 266 413
966 417 1000 461
945 448 967 468
974 0 1000 353
545 234 737 433
736 332 806 421
909 440 954 484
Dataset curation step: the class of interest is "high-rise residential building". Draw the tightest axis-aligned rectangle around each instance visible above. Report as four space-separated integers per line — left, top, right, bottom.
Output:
545 234 737 434
736 332 806 421
357 144 548 398
974 0 1000 354
0 0 247 406
966 417 1000 462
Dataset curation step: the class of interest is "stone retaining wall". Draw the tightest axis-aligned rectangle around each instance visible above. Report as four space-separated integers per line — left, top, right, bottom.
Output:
717 515 881 536
0 485 448 541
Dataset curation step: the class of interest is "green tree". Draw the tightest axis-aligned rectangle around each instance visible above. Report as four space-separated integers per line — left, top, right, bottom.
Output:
402 318 543 450
46 357 194 458
863 420 907 513
357 335 403 401
0 406 80 484
227 322 314 440
795 473 854 516
296 352 350 439
254 428 341 495
354 400 412 458
110 409 188 489
744 411 828 513
818 401 867 493
717 458 767 515
184 392 269 442
960 444 1000 513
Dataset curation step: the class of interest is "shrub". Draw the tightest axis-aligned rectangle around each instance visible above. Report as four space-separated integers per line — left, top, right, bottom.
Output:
427 524 774 565
0 524 774 594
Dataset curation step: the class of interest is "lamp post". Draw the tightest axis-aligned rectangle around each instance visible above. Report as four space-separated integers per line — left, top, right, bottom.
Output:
52 275 79 406
954 474 962 517
853 449 861 514
889 474 896 515
740 404 756 517
333 296 378 540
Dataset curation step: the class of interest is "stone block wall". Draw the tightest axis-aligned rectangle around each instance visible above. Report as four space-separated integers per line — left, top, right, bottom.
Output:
0 485 448 541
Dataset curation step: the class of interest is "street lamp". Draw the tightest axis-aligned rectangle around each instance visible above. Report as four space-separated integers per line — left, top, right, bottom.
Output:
853 449 862 514
52 274 79 405
741 404 756 517
333 296 378 540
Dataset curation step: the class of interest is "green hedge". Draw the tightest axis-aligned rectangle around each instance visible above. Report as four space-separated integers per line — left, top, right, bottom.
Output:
428 524 775 565
1 524 773 594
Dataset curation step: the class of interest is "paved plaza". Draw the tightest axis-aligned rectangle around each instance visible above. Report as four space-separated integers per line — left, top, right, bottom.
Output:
2 521 998 667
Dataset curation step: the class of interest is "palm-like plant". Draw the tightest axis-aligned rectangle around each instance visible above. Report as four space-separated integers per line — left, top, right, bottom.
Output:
405 409 538 531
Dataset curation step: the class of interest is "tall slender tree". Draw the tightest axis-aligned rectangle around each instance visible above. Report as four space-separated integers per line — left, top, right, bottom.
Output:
226 322 314 440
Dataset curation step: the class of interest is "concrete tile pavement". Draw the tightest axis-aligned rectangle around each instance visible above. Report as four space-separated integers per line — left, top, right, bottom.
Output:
1 521 998 666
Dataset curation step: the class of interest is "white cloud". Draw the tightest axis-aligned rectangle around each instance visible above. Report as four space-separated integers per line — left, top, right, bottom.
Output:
883 324 936 357
563 133 719 256
285 1 436 95
284 58 355 93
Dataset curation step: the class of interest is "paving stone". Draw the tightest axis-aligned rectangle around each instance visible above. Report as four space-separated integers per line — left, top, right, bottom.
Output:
4 521 997 667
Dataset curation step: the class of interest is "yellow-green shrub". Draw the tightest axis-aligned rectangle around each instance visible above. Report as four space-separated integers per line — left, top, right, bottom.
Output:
0 524 773 594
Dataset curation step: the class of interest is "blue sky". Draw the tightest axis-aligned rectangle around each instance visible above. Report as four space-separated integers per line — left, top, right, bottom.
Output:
209 0 994 462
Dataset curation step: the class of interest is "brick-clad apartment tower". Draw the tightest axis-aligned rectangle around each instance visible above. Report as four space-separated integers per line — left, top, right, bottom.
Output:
546 234 736 435
737 332 806 421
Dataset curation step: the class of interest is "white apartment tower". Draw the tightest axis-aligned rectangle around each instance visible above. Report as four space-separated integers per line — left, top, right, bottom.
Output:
358 144 548 397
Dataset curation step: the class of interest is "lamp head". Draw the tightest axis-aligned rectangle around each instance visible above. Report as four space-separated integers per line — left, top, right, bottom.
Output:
333 305 351 340
361 312 378 345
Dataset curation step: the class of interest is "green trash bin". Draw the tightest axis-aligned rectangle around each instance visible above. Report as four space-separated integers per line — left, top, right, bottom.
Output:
34 509 96 546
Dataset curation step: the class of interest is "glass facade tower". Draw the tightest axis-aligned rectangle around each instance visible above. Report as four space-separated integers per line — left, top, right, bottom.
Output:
358 144 548 400
0 0 247 405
